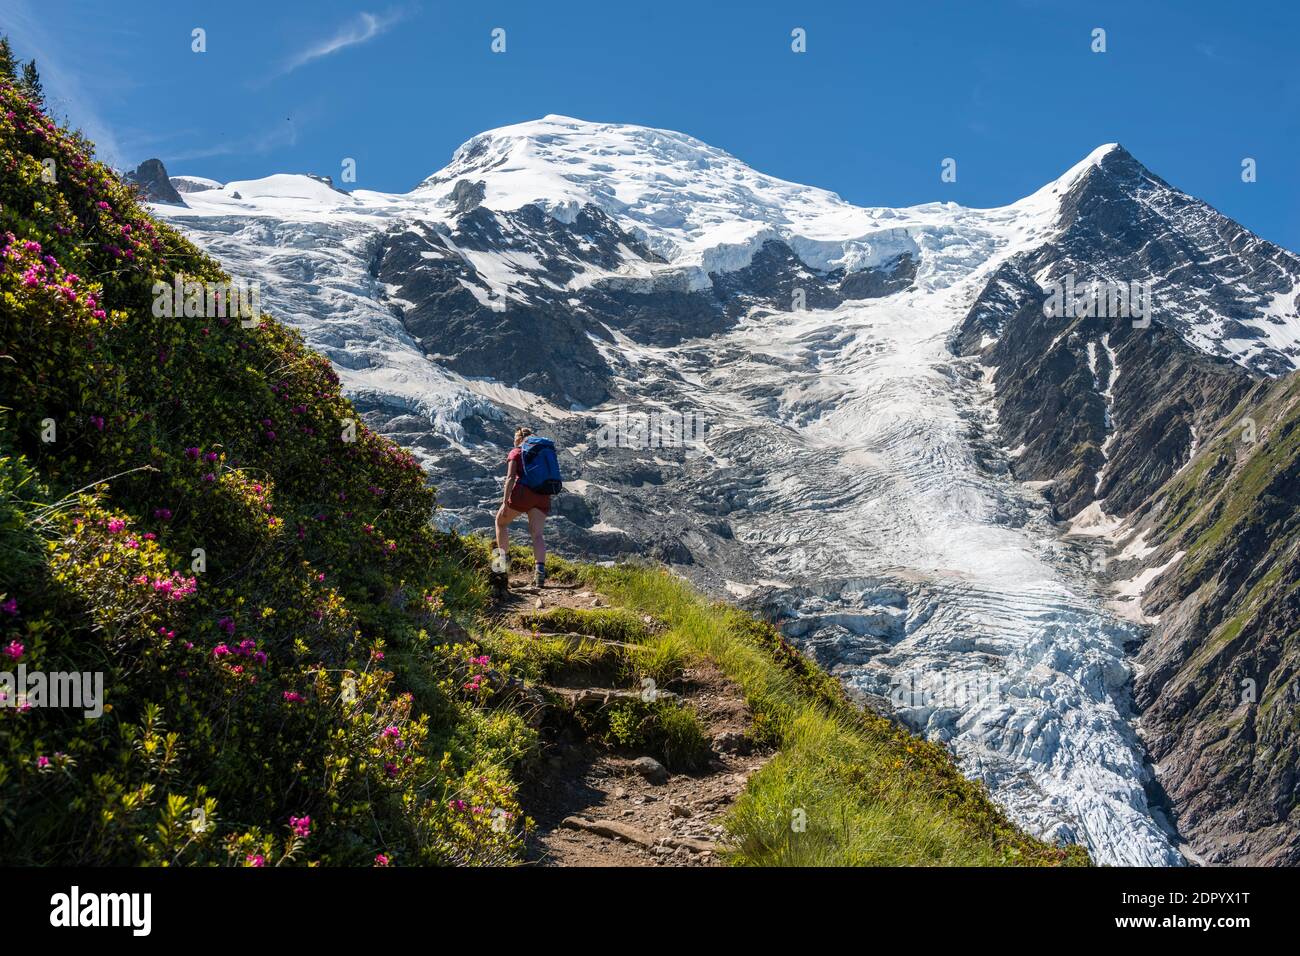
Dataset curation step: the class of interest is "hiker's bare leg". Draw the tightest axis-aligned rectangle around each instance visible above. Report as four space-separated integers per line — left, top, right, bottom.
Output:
495 504 521 554
527 508 546 566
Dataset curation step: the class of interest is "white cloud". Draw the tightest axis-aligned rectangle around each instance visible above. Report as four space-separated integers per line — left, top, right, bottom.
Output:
272 8 409 79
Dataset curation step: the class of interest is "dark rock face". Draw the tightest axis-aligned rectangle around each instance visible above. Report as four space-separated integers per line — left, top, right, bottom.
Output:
369 212 621 407
124 158 185 205
371 205 919 407
837 252 917 299
448 178 485 214
955 257 1253 519
955 146 1299 520
710 240 840 316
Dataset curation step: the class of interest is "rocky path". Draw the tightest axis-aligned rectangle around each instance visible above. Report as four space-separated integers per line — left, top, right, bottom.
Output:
493 574 769 866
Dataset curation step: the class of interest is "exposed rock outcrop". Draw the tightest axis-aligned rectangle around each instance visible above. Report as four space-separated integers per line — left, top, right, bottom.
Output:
123 157 185 205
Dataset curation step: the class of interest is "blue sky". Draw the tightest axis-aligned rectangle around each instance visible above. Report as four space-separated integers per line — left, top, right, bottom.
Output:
9 0 1299 249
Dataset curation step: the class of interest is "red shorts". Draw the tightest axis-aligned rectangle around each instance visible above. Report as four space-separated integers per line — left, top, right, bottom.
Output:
507 483 551 515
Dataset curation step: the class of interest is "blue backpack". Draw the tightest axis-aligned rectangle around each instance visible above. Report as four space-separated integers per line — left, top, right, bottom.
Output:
519 436 563 494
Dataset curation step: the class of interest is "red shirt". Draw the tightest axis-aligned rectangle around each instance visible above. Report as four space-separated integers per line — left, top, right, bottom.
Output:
506 447 550 514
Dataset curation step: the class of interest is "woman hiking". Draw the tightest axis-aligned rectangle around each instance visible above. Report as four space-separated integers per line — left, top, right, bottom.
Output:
493 427 556 587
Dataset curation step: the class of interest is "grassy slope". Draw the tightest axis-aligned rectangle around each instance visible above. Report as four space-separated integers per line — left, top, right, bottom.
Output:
1151 374 1300 670
1136 371 1300 826
0 70 1081 867
501 550 1086 867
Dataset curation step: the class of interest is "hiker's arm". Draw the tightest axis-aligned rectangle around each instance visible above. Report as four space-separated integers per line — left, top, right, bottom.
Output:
503 458 519 504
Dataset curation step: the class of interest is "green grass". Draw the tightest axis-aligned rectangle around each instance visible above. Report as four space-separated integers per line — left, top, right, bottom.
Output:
595 698 712 771
519 600 690 686
1157 378 1300 580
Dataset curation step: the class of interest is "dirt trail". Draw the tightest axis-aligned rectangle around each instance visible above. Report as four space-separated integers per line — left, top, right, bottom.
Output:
493 573 769 866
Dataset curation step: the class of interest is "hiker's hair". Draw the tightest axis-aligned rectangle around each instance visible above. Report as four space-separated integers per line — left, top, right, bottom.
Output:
514 427 533 443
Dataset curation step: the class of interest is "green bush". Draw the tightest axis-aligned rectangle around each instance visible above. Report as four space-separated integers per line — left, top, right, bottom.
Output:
582 697 711 772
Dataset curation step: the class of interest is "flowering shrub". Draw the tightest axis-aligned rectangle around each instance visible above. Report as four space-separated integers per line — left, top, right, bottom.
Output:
0 75 531 865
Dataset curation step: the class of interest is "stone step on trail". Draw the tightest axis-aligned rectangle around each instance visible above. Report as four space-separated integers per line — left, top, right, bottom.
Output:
560 815 717 857
500 628 642 651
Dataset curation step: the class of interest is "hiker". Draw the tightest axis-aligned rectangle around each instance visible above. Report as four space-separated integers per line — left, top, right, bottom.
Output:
494 427 563 587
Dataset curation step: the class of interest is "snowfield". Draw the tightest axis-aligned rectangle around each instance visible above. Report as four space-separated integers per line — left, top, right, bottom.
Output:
151 117 1300 866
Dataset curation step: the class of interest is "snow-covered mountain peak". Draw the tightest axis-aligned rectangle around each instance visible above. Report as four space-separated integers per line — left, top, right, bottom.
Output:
1002 142 1129 223
1008 141 1300 375
414 114 889 266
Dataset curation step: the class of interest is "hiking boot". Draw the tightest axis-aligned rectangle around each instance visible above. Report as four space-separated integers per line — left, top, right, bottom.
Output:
533 566 547 589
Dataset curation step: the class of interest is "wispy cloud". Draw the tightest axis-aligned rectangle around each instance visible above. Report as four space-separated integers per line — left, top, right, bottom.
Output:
269 8 409 81
1194 43 1234 65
